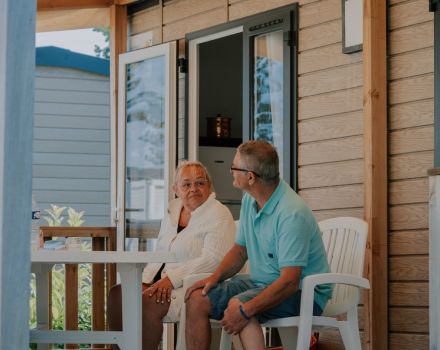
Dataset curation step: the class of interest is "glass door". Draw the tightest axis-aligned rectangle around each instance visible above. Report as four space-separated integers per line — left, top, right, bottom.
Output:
117 42 177 250
243 6 298 188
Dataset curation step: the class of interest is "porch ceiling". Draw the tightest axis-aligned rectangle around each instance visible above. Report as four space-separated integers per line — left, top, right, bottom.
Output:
37 0 137 11
36 0 136 32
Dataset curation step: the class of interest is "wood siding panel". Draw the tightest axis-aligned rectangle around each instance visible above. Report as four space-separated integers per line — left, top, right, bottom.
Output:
299 63 362 97
34 128 109 142
299 0 340 29
389 0 432 30
313 207 363 222
33 165 110 179
389 230 428 255
389 334 429 349
34 190 110 204
298 110 363 143
389 47 433 80
34 140 110 155
299 136 363 166
389 256 429 281
130 6 161 35
33 153 110 166
33 178 110 191
35 76 110 92
34 102 110 117
389 74 434 105
163 0 225 24
389 178 429 205
35 89 109 105
299 184 363 210
389 99 433 131
389 282 428 306
298 159 363 189
163 7 227 41
299 87 362 120
389 21 433 55
389 151 433 180
299 20 340 52
389 308 429 333
389 203 429 231
35 115 110 129
389 126 433 155
228 0 317 21
298 43 362 75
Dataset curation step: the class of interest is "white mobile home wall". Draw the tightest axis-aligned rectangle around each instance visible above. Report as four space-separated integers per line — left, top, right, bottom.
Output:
33 64 111 226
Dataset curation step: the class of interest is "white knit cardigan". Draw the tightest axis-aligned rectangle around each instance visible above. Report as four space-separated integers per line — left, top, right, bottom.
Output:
142 193 236 289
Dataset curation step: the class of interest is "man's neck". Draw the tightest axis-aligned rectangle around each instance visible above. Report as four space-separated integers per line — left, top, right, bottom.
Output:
249 179 280 210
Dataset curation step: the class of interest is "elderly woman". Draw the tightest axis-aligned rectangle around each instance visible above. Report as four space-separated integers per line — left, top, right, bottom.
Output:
108 160 236 350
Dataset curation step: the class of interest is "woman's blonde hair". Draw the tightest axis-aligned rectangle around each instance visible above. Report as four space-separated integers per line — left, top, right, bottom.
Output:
173 160 213 189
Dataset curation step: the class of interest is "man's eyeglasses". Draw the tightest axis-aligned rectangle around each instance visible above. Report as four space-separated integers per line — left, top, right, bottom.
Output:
230 166 261 178
179 179 209 191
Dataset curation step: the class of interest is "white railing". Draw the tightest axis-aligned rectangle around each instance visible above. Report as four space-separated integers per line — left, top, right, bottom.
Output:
429 169 440 349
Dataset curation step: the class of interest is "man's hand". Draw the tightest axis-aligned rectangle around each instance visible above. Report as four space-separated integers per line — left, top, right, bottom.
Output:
184 276 219 301
221 298 249 335
144 276 173 304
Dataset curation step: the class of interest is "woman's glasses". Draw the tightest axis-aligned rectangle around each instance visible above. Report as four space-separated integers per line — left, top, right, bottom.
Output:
179 179 209 191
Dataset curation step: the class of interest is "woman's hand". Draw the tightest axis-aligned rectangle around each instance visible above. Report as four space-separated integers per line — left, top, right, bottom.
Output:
184 276 218 301
144 276 174 304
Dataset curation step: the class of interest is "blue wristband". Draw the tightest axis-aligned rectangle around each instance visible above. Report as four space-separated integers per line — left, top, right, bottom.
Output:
239 305 251 320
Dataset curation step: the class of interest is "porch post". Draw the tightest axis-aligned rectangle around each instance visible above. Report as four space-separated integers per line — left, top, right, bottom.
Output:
0 0 36 348
363 0 388 349
109 4 127 250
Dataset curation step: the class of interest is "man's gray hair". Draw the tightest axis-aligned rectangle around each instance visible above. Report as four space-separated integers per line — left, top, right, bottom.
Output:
173 160 213 187
237 140 280 185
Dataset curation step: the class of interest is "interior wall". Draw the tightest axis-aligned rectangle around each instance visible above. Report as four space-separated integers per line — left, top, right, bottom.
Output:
387 0 433 348
127 0 365 348
199 33 243 139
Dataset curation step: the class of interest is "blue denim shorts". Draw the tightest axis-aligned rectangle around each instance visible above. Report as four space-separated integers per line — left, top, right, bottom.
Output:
207 275 322 323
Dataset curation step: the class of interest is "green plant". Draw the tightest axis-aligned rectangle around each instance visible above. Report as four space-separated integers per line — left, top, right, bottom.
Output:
42 204 66 226
67 207 85 227
30 204 92 349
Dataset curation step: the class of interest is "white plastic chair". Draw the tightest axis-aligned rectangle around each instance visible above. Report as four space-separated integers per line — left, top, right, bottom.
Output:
218 216 370 350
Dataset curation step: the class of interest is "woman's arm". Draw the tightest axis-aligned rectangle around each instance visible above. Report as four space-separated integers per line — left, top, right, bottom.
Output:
165 217 236 288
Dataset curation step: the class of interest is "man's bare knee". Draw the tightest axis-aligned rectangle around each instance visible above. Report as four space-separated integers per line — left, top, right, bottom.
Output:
186 290 212 318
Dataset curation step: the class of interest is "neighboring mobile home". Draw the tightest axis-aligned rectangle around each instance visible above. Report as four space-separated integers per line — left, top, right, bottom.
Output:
0 0 436 349
34 46 111 226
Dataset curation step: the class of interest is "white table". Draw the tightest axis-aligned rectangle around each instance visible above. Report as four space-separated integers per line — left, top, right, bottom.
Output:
30 250 176 350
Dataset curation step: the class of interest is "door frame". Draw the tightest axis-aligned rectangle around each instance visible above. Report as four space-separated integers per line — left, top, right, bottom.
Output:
185 3 298 189
117 42 177 251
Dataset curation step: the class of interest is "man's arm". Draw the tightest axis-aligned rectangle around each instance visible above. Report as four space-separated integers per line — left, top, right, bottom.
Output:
221 266 301 334
185 243 247 300
242 266 301 316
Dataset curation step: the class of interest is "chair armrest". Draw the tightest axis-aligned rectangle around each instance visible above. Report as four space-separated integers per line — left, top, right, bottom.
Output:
302 272 370 291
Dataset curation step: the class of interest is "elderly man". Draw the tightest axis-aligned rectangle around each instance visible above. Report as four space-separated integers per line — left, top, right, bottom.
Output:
185 140 332 350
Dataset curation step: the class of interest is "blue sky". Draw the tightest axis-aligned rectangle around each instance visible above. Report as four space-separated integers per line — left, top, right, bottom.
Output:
36 28 107 57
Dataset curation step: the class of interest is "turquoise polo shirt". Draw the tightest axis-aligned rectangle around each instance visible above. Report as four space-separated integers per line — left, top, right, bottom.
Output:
236 180 333 311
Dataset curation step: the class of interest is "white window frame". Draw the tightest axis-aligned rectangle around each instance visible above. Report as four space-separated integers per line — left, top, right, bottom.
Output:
117 42 177 251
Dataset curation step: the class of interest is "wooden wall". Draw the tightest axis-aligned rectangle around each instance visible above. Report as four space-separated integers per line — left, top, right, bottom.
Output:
34 66 111 226
128 0 364 348
388 0 432 348
126 0 435 348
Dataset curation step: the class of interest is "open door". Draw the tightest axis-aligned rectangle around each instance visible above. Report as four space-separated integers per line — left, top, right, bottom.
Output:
185 3 298 219
116 42 177 251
